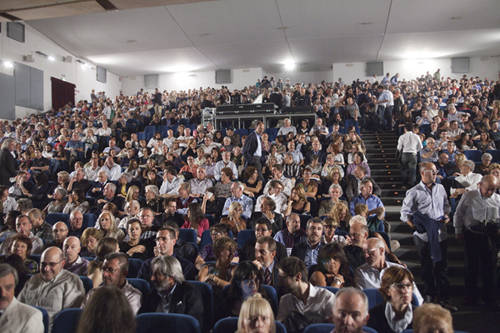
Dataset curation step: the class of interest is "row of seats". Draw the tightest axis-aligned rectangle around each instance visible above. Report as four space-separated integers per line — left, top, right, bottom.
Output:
463 149 500 163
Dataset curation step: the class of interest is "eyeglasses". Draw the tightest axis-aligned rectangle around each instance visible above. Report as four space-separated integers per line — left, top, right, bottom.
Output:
255 228 269 232
392 282 413 291
103 266 120 273
41 260 62 268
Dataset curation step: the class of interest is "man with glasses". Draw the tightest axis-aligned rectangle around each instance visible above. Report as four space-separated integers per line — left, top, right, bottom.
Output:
83 252 142 314
18 247 85 326
454 174 500 307
355 238 423 305
401 162 454 310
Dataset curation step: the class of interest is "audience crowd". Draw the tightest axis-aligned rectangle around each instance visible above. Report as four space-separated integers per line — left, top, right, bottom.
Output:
1 71 499 333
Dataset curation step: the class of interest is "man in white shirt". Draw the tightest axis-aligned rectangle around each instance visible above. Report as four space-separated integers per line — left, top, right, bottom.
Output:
397 124 423 188
355 238 423 305
18 247 85 327
277 256 335 329
264 164 293 197
277 118 297 137
0 263 44 333
99 156 122 181
376 85 394 130
159 166 183 198
454 175 500 306
213 151 238 181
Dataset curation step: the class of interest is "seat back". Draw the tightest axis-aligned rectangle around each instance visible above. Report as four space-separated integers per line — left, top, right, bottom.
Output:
303 323 334 333
199 229 212 249
79 275 93 293
127 258 144 278
136 313 201 333
52 308 83 333
213 317 286 333
463 150 482 163
324 286 339 294
187 280 214 332
45 213 70 226
236 229 256 250
364 288 420 309
261 284 278 314
83 213 96 227
127 278 151 295
33 306 49 333
179 228 198 244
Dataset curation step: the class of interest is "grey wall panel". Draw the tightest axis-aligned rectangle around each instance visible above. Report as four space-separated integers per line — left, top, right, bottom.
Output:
30 66 44 110
15 62 30 108
0 73 16 120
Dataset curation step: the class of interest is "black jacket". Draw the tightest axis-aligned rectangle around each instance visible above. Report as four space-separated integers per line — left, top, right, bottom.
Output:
368 302 414 333
140 282 205 330
242 131 260 160
0 148 17 186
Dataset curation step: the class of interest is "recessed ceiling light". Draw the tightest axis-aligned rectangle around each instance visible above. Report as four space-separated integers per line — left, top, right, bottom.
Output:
48 55 56 62
450 16 462 20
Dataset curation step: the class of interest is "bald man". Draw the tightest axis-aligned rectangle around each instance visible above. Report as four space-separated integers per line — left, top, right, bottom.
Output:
63 236 89 275
454 174 500 306
331 287 369 333
49 222 68 248
19 247 85 326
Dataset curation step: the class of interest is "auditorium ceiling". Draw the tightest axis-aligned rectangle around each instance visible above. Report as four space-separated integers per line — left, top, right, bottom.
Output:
6 0 500 76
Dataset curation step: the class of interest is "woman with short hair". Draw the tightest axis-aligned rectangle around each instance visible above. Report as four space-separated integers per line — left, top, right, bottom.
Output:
237 294 276 333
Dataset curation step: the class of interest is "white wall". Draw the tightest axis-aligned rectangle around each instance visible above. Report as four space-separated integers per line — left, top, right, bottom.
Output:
264 70 333 85
121 67 263 95
333 56 500 83
0 23 121 113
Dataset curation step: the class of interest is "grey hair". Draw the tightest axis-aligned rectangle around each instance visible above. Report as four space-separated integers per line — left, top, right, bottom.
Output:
482 153 493 161
334 287 369 316
462 159 475 171
349 215 367 226
0 263 19 286
145 185 159 196
329 183 343 196
1 138 15 150
70 208 83 220
105 182 117 193
55 186 68 198
151 255 185 284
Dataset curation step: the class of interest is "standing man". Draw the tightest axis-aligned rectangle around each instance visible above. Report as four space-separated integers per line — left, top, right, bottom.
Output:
0 138 17 186
454 175 500 307
0 263 44 333
400 162 455 311
375 85 394 131
243 121 265 178
397 124 423 189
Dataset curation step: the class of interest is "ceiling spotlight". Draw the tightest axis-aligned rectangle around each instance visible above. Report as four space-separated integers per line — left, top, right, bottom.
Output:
80 63 88 70
3 60 14 68
284 61 296 71
48 55 56 62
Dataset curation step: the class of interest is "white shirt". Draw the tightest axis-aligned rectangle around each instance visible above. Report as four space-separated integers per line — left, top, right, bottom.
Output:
159 176 183 196
397 131 423 154
99 163 122 181
213 160 238 181
454 189 500 234
355 261 423 305
450 172 482 196
277 284 335 322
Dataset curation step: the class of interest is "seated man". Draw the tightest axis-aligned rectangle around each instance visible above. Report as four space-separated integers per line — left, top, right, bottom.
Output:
1 215 44 255
18 247 85 326
214 151 238 181
274 213 306 255
189 167 213 198
63 236 89 275
239 219 287 263
330 287 370 333
277 256 335 329
255 180 287 215
140 255 205 330
263 164 294 197
355 238 423 305
0 263 44 333
137 227 197 282
222 182 253 220
68 209 85 238
291 217 324 269
47 221 69 248
83 252 142 314
343 220 369 270
253 236 281 287
28 208 54 245
349 178 385 218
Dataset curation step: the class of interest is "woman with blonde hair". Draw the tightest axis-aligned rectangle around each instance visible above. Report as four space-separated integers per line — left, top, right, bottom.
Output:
125 185 140 203
237 294 276 333
97 210 125 241
328 201 351 236
412 303 453 333
220 201 247 235
284 186 310 217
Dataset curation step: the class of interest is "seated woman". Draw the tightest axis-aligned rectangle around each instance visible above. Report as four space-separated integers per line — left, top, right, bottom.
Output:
242 166 263 198
368 266 417 333
220 202 247 236
412 303 453 333
44 186 67 214
476 131 496 152
218 261 273 320
0 254 31 295
346 152 371 177
80 227 104 258
237 294 276 333
8 234 38 274
318 184 344 217
318 166 344 199
477 152 493 175
182 202 210 242
310 242 352 288
198 237 237 292
195 223 231 270
328 201 352 237
284 186 310 217
97 211 125 241
144 185 162 214
118 200 141 230
87 237 120 288
252 196 284 236
119 218 150 259
63 188 89 215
